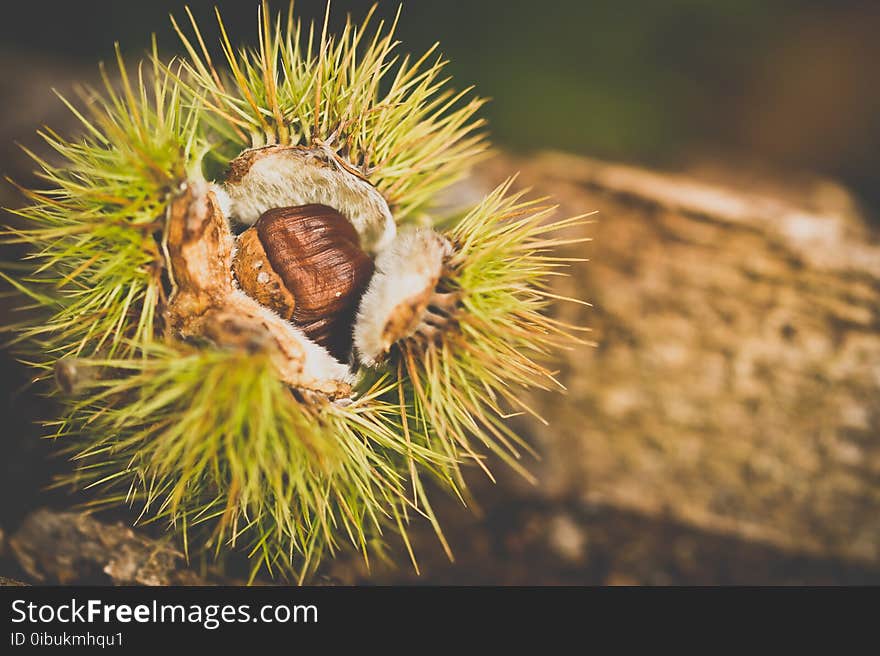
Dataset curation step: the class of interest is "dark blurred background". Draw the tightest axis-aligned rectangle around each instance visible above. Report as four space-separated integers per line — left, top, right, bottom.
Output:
2 0 879 585
2 0 880 213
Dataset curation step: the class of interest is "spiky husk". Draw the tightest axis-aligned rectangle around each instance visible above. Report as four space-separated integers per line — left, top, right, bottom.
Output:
2 2 586 581
3 44 198 360
173 2 488 222
395 180 592 488
0 32 445 581
54 345 451 582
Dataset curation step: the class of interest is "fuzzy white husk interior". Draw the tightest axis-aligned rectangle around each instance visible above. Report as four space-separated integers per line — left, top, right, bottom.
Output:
225 145 396 254
354 228 451 366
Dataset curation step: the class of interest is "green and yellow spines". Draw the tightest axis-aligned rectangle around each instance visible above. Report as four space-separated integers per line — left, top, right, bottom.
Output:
173 2 488 223
3 2 587 582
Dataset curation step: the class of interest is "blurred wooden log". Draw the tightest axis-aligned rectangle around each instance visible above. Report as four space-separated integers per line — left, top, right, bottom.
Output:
8 508 206 585
468 152 880 565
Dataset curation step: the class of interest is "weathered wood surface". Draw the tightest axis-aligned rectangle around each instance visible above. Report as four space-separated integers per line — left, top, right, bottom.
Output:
8 509 206 586
469 152 880 565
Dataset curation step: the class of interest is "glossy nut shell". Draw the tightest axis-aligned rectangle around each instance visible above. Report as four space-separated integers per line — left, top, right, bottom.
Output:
232 204 374 361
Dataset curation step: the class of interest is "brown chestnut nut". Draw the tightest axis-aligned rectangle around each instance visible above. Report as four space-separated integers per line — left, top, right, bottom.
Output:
232 204 374 361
